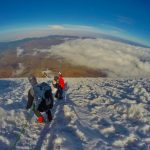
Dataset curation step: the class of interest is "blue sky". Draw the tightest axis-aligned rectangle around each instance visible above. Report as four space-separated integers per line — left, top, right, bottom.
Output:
0 0 150 46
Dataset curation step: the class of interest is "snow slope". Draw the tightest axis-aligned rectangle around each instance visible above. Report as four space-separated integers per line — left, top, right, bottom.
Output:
0 78 150 150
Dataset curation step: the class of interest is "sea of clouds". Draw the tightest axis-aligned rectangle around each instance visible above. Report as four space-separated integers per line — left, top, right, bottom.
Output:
16 47 24 57
49 38 150 77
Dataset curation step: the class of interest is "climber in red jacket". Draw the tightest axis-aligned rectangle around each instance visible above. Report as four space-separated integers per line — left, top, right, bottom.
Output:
58 72 65 90
52 72 65 100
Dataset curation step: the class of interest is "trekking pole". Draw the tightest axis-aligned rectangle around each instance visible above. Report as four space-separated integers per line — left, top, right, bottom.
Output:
59 60 61 73
65 91 67 102
9 78 15 100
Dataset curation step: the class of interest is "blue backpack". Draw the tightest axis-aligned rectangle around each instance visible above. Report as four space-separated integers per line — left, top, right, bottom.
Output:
37 82 54 110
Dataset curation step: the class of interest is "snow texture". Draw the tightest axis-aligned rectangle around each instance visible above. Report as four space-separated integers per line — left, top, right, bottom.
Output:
0 78 150 150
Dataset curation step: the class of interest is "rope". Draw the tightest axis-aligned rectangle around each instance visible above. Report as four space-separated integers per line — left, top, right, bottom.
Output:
9 111 33 150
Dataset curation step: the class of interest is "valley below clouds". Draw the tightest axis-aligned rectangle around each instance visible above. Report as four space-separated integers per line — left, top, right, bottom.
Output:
0 36 150 78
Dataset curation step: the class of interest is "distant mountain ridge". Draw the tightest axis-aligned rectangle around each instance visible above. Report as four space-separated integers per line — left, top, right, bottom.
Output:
0 35 81 53
0 34 149 53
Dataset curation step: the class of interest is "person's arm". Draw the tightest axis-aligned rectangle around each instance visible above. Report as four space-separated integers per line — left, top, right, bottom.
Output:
26 89 34 110
33 86 43 110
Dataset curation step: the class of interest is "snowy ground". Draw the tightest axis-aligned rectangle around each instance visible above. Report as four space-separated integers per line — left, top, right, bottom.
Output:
0 78 150 150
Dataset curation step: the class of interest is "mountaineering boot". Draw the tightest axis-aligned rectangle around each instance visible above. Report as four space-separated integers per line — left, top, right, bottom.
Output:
37 116 45 123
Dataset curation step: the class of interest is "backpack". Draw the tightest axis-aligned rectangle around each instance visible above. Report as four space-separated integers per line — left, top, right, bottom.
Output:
37 82 53 111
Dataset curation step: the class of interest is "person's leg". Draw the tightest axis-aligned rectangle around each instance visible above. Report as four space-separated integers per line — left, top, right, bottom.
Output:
33 109 42 117
33 105 45 123
46 109 52 122
27 90 44 123
55 89 59 99
55 87 63 99
59 88 63 99
26 89 34 109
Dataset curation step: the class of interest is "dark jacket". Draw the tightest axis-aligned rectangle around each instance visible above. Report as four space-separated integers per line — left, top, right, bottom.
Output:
26 83 54 112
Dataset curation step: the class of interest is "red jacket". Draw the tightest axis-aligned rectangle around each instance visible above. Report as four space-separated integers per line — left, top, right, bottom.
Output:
59 75 65 89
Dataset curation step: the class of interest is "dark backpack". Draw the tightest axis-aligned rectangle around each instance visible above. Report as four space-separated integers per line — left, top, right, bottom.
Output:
37 82 54 112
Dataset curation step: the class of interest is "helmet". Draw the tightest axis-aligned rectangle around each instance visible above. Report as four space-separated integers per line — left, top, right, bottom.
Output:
28 75 37 85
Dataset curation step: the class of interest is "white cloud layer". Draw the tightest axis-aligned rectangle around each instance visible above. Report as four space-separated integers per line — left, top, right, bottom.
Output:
14 63 25 76
49 38 150 77
16 47 24 57
48 25 65 30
